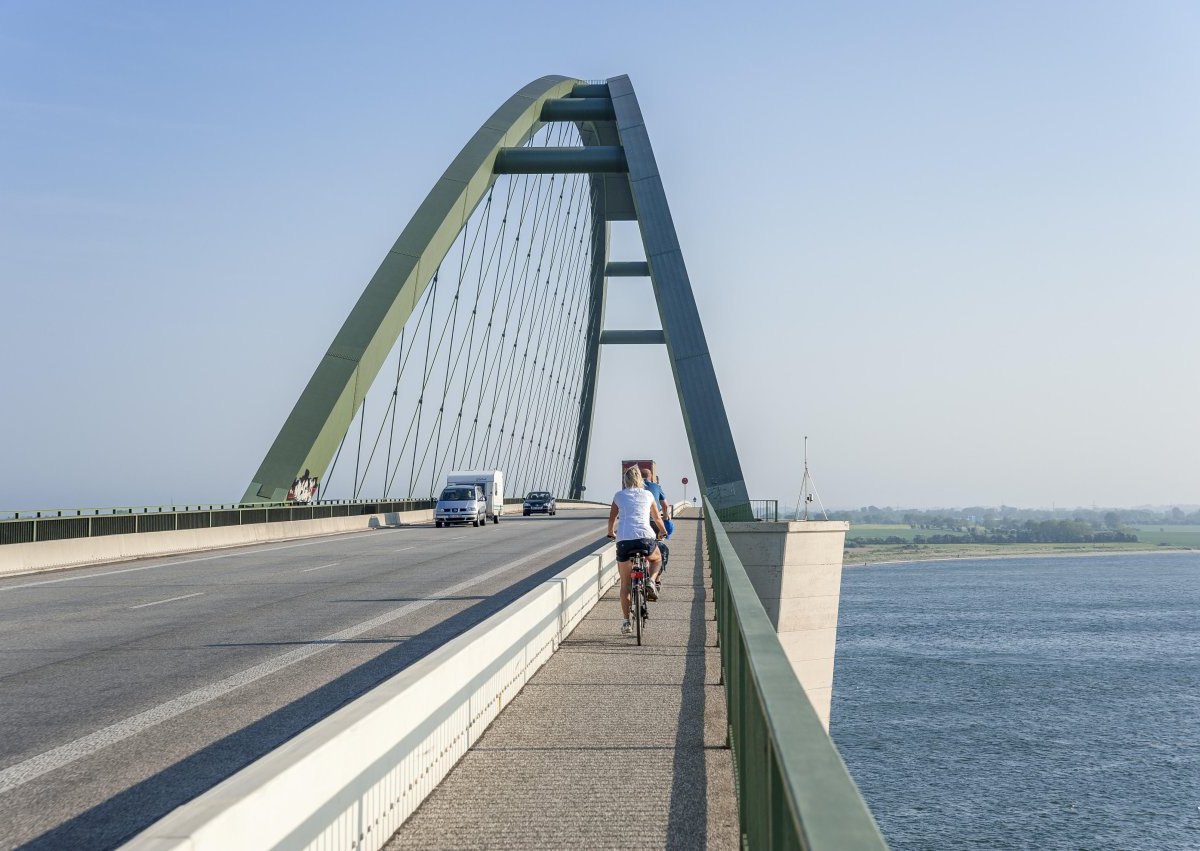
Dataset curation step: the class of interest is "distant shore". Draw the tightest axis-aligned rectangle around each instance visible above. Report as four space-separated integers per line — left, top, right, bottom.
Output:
843 543 1198 568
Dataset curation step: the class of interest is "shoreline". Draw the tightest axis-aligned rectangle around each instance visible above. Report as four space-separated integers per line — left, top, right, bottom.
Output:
844 545 1199 568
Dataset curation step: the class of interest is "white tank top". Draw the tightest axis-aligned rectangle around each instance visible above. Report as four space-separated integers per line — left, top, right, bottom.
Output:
613 487 655 541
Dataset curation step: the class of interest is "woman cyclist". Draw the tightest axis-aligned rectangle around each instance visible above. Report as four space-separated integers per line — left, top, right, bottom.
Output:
607 465 667 635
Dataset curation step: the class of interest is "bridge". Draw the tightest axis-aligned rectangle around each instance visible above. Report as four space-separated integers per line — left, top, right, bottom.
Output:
0 76 885 849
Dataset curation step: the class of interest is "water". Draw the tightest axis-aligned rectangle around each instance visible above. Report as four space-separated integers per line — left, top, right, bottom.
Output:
831 552 1200 850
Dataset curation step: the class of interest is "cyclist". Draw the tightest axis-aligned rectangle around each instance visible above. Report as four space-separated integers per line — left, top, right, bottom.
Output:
607 465 667 636
640 466 673 588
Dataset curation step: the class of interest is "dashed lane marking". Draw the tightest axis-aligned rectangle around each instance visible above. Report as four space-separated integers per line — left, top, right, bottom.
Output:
0 531 390 592
0 524 605 795
129 592 205 610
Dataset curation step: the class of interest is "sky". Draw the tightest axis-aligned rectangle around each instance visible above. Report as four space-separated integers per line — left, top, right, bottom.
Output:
1 1 1197 511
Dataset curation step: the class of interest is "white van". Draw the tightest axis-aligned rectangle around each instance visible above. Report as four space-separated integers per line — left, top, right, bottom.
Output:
444 470 504 525
434 483 488 528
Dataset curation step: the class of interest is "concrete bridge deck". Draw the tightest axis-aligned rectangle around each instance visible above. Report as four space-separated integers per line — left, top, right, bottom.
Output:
0 512 612 848
387 513 739 849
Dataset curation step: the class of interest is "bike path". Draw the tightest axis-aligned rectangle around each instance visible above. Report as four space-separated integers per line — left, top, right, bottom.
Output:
388 512 740 849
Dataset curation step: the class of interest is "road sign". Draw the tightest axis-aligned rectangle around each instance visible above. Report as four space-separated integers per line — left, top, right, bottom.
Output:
682 477 689 485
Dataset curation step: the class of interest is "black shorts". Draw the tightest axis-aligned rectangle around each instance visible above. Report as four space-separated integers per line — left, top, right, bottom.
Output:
616 538 657 562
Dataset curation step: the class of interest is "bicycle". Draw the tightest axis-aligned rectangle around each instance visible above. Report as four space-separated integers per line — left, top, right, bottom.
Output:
628 550 651 646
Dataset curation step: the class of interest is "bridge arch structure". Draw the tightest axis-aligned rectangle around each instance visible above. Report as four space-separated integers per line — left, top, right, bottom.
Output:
243 75 749 515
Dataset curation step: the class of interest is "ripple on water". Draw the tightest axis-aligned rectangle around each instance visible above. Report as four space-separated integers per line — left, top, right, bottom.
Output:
831 552 1200 850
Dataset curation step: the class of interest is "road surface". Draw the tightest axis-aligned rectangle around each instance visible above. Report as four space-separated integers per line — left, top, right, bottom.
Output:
0 510 608 848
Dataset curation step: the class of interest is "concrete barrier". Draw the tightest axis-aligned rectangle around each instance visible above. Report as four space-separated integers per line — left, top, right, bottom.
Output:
123 540 618 851
0 502 610 580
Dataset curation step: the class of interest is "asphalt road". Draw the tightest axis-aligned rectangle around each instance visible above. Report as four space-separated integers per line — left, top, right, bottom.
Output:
0 510 609 849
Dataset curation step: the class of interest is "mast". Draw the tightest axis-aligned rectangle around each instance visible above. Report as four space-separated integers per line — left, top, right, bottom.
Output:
796 436 828 521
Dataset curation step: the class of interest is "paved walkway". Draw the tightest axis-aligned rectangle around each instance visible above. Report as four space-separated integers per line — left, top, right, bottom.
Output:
387 513 739 849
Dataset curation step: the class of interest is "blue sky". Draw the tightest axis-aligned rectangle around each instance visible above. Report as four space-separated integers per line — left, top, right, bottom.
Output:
2 1 1197 510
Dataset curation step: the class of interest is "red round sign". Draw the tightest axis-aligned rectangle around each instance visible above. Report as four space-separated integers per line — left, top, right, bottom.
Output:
682 477 689 485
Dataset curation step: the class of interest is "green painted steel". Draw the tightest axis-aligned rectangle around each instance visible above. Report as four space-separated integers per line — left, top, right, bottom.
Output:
607 76 752 515
567 83 611 99
703 498 889 850
245 74 751 519
0 499 436 546
566 178 609 500
598 329 665 345
492 146 628 174
604 260 649 277
242 76 583 503
539 98 616 121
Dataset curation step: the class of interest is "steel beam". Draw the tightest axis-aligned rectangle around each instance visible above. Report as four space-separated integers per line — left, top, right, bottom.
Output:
600 330 665 345
608 75 751 515
568 177 609 500
569 83 610 99
492 146 627 174
540 98 615 122
566 98 635 221
605 261 649 277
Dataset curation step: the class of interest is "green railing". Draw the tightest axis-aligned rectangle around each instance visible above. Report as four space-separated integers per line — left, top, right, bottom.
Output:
716 498 779 523
0 496 611 547
0 498 435 547
703 497 887 849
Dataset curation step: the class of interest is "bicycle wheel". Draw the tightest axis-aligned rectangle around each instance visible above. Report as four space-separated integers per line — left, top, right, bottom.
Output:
634 580 643 646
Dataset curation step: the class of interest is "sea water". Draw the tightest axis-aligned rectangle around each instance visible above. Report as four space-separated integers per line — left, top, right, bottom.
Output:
832 552 1200 850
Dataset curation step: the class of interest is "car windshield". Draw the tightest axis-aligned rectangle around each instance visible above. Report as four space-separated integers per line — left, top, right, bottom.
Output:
440 487 477 501
528 492 551 500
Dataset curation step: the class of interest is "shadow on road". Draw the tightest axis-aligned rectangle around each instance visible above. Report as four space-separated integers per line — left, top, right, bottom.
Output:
21 536 606 850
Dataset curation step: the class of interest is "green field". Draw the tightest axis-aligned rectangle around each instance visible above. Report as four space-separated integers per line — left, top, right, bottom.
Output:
847 523 949 541
841 540 1154 565
849 523 1200 548
840 522 1199 566
1131 525 1200 547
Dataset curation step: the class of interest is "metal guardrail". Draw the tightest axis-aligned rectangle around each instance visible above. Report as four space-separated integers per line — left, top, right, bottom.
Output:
0 499 435 547
0 496 610 547
703 497 887 849
716 498 779 523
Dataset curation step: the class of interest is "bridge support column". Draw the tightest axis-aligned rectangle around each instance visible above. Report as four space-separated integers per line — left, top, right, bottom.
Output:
722 520 849 730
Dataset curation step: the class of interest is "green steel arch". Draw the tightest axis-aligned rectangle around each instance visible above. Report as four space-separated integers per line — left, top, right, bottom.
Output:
242 75 579 503
243 75 750 515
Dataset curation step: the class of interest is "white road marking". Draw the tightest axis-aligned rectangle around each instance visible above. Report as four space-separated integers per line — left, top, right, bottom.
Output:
0 524 605 795
129 592 204 610
0 529 401 592
394 547 416 553
301 563 340 573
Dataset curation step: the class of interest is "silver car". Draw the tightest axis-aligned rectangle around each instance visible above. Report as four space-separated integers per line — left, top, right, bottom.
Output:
435 485 488 527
